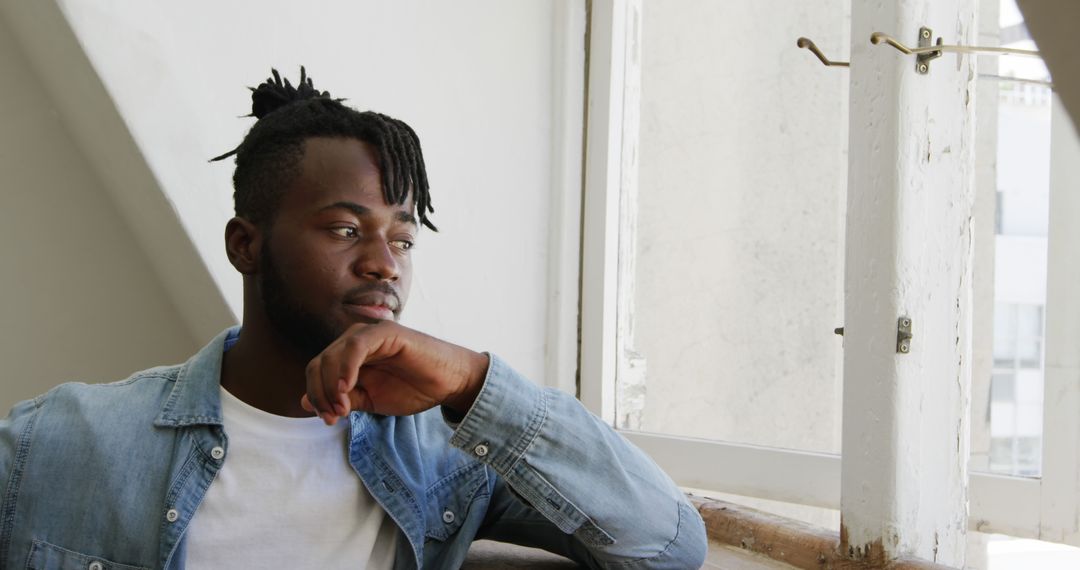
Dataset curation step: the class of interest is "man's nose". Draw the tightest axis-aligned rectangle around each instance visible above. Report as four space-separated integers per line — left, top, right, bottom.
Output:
353 239 400 282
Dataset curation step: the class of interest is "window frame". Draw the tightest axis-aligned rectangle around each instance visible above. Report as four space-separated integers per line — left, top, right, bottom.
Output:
578 0 1080 545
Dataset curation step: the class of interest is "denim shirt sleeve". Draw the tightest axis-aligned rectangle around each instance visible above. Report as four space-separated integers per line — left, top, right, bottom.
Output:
445 354 707 569
0 396 43 568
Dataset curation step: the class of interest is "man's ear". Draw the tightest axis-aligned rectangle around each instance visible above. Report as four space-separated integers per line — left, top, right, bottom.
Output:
225 217 262 275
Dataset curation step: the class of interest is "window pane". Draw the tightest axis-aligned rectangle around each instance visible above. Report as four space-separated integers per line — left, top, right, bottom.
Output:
615 0 849 454
1017 305 1044 339
1018 339 1041 369
993 335 1017 367
989 437 1015 470
994 303 1018 338
971 0 1050 478
991 373 1015 403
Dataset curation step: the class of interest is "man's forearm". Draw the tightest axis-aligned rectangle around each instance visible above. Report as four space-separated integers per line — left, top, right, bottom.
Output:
446 354 707 568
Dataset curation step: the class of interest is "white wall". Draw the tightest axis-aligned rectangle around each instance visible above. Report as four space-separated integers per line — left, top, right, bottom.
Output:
1 0 579 394
0 15 199 410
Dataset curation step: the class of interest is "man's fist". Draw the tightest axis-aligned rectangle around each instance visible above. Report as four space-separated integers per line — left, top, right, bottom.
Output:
300 321 490 425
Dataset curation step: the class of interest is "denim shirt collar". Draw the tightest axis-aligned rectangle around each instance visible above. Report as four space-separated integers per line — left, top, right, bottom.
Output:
153 327 237 428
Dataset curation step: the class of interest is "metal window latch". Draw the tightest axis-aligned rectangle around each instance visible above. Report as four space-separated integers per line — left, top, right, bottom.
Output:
897 317 913 354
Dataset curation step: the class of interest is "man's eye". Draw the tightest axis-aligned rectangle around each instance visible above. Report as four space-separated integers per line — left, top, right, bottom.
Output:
330 227 357 238
391 240 414 251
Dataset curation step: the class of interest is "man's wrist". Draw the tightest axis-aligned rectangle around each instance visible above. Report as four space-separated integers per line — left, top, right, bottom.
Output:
443 350 490 414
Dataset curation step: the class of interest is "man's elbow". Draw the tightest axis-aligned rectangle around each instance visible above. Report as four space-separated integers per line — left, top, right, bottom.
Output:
613 501 708 570
659 501 708 569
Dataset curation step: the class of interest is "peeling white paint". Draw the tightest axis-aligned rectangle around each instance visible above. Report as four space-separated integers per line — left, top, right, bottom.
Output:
841 0 976 566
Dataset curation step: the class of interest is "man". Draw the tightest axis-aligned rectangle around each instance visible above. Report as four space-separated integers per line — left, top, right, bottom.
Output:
0 69 706 569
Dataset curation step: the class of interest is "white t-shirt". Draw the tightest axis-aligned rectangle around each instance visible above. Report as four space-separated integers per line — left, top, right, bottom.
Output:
185 387 398 569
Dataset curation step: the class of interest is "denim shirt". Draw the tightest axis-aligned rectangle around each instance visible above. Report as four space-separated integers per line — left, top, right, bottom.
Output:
0 328 706 569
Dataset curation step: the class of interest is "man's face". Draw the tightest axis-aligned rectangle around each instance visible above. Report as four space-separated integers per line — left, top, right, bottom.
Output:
257 137 417 359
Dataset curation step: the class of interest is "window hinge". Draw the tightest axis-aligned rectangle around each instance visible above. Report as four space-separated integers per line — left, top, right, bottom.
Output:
833 318 912 354
897 316 913 354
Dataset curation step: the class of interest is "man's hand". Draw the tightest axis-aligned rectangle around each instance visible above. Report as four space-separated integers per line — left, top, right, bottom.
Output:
300 321 490 425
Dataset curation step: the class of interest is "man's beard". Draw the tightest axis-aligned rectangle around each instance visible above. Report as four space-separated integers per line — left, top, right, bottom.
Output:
258 244 341 361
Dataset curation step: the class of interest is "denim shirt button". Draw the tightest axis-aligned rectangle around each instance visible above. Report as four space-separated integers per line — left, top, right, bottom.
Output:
442 509 455 524
473 443 489 457
166 508 180 523
88 562 104 570
210 446 225 460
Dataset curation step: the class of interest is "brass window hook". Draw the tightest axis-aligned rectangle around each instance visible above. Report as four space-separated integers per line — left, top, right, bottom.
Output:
796 37 849 67
870 27 1039 74
797 27 1041 74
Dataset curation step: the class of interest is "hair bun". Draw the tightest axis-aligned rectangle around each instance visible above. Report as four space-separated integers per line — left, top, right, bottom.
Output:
249 66 331 120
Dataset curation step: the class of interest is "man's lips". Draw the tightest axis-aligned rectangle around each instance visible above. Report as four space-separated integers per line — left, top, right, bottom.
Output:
342 289 400 322
343 303 395 321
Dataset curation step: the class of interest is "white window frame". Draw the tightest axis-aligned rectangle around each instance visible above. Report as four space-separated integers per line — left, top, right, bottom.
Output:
577 0 1080 546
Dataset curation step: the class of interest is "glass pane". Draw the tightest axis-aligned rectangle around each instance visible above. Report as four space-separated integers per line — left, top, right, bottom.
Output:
1017 305 1043 338
991 373 1015 403
989 437 1015 471
992 333 1016 367
994 303 1018 339
1018 340 1041 369
971 0 1050 478
614 0 850 454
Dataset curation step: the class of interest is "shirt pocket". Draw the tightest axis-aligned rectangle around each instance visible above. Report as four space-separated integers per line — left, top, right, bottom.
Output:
26 540 151 570
423 462 489 542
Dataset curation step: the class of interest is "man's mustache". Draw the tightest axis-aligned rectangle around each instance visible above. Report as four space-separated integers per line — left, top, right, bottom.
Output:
343 283 402 312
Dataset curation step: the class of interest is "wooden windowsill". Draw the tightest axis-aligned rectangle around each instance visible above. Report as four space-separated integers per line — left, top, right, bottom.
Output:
693 496 957 569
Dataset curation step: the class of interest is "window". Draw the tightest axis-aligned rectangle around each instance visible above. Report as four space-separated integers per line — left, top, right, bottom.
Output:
989 304 1045 476
580 0 846 509
579 0 1080 557
611 0 846 456
977 0 1051 481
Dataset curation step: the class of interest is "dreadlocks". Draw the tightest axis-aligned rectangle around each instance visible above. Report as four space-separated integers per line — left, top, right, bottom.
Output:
211 67 436 231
